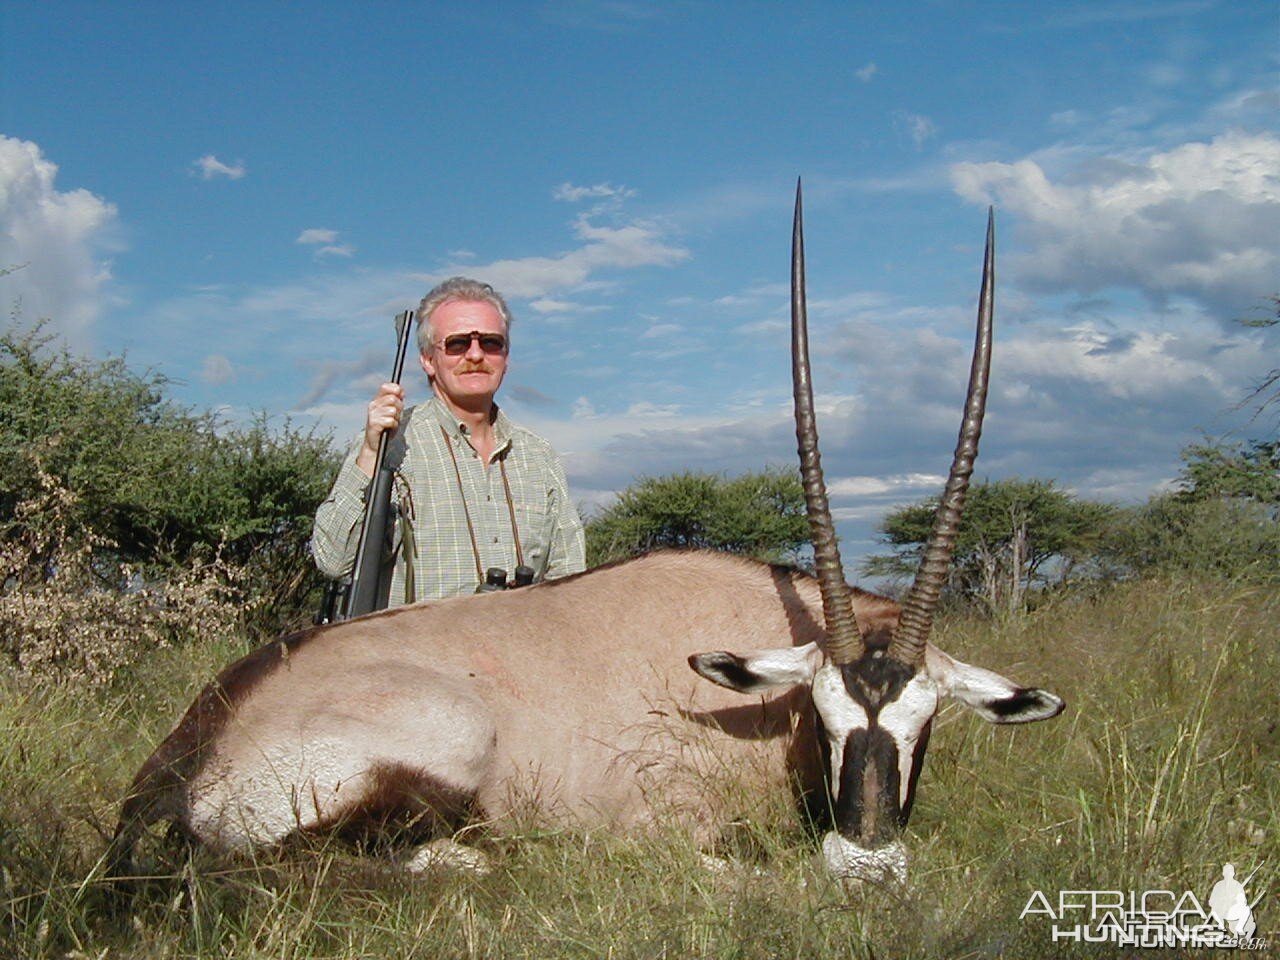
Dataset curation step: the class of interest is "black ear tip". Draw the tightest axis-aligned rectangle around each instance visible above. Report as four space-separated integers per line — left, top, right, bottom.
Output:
987 687 1066 723
689 651 760 692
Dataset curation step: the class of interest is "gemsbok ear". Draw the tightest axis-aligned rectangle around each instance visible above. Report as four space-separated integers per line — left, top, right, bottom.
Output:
925 646 1065 724
688 642 821 694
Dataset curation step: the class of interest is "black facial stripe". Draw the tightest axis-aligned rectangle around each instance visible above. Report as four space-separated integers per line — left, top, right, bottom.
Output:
834 726 903 844
839 653 915 714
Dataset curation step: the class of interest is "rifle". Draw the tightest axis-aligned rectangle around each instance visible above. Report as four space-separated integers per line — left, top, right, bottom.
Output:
340 309 416 620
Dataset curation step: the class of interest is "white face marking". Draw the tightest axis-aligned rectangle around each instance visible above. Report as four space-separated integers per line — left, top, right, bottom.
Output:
877 672 940 805
810 662 867 799
810 662 940 807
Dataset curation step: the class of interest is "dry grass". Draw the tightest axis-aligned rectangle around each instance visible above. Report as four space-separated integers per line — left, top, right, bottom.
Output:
2 576 1276 958
0 472 251 687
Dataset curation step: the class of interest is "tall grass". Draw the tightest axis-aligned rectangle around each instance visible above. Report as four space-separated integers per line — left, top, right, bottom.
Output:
2 577 1275 958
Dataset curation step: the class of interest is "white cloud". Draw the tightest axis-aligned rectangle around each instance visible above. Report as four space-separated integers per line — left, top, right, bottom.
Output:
828 473 945 497
712 281 791 311
527 296 609 317
435 212 688 299
553 182 637 203
640 322 682 340
895 112 937 149
200 354 236 384
315 244 355 259
625 401 683 418
831 504 900 524
0 136 118 342
194 154 246 180
1049 109 1086 131
529 297 576 314
855 62 877 82
1210 86 1280 126
297 228 354 259
297 228 339 245
950 132 1280 316
998 322 1233 402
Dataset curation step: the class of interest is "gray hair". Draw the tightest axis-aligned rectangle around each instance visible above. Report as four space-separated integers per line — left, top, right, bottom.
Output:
416 277 514 354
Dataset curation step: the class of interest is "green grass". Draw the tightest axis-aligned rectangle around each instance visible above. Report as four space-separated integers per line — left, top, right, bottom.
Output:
2 576 1276 958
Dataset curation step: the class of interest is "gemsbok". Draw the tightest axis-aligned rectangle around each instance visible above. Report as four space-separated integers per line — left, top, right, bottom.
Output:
108 184 1064 885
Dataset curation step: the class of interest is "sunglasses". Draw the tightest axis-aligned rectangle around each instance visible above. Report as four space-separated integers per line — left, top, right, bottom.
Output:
436 330 508 356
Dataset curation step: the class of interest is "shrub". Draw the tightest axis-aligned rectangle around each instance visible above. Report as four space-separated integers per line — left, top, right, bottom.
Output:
0 470 252 687
1102 494 1280 584
586 469 809 567
0 321 339 636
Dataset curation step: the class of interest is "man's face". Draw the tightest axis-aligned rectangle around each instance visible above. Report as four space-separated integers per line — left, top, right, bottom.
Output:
420 299 509 412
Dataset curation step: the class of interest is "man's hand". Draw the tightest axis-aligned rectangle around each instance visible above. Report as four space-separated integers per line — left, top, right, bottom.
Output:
355 383 405 477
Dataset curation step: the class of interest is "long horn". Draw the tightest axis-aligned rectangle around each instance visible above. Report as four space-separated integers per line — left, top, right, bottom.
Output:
792 179 864 665
889 208 995 665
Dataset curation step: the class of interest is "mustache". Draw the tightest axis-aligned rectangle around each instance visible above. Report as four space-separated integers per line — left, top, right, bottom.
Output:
456 363 494 374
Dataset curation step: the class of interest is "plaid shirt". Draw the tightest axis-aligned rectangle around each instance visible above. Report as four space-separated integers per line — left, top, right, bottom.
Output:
312 396 585 603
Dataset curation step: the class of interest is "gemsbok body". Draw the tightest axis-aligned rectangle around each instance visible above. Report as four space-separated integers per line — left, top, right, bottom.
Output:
110 186 1064 884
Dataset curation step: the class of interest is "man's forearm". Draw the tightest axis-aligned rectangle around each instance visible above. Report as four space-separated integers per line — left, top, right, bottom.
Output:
311 447 372 577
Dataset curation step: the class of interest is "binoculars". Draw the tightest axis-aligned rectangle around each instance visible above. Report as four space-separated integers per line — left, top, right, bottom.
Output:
476 565 537 593
316 561 541 624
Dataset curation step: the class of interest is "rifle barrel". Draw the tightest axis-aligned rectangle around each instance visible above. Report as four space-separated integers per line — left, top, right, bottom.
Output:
344 309 416 618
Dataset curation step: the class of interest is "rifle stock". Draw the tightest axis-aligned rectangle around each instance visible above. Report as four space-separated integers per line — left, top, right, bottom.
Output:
342 309 416 619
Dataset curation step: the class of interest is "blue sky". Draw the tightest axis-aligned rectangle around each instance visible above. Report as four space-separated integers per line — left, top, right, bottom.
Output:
2 1 1277 574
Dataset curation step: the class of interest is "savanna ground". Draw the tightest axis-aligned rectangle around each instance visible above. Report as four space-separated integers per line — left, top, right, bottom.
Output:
1 576 1276 959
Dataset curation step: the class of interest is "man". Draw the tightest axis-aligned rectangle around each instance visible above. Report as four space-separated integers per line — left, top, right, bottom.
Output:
312 276 585 604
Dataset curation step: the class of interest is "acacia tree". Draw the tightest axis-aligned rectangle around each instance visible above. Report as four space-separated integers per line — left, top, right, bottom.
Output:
1099 439 1280 584
1177 440 1280 505
862 478 1116 613
585 468 809 567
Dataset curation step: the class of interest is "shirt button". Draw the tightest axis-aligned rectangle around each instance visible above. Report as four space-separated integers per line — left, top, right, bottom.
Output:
492 537 499 543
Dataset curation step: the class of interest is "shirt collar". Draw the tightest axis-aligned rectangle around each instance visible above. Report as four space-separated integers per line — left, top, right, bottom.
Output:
424 395 513 456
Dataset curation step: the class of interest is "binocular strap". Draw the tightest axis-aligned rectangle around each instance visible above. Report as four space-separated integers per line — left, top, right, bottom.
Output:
440 425 526 589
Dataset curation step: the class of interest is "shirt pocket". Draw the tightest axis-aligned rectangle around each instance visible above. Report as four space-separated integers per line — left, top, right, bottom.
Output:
513 493 552 568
